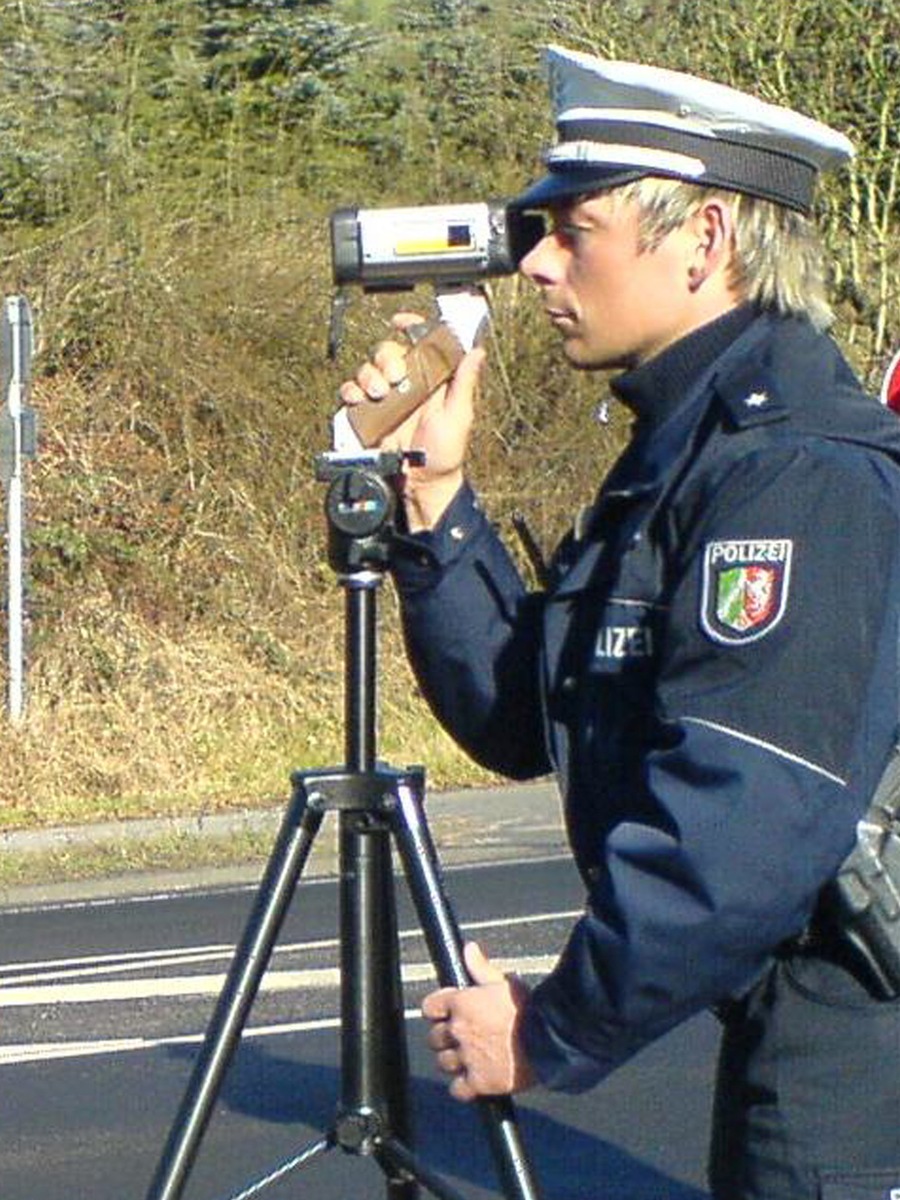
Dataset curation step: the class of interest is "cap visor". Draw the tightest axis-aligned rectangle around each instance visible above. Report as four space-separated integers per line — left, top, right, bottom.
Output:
509 165 647 209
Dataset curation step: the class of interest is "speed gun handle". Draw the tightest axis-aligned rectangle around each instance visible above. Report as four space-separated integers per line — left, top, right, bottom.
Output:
347 320 464 448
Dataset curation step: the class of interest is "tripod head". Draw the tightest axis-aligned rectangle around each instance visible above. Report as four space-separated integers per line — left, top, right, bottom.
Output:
316 448 425 576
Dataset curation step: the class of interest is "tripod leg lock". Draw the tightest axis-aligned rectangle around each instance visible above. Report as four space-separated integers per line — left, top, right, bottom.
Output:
335 1106 384 1156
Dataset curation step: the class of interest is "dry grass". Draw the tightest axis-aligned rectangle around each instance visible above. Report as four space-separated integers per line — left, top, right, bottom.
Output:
0 198 500 831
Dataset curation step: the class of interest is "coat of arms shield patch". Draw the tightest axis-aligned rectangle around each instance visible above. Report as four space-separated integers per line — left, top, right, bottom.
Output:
701 539 793 645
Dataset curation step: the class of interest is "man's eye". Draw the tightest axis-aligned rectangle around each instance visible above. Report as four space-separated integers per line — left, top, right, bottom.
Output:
556 223 591 245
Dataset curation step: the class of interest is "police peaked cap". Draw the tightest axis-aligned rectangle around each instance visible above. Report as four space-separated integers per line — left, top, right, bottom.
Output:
512 46 854 215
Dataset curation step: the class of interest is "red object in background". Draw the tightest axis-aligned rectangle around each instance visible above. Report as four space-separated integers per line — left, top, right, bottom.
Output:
881 348 900 413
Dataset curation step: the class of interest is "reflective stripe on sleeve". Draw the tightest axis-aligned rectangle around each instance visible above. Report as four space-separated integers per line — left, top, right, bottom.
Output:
680 716 847 787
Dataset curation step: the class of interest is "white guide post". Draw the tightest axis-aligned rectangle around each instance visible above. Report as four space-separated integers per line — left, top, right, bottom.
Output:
0 297 36 724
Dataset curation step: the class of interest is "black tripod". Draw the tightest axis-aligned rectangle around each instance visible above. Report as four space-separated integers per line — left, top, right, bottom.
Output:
144 449 542 1200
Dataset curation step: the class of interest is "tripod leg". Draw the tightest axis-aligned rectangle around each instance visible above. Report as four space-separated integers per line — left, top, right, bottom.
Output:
338 810 417 1200
144 778 326 1200
390 777 543 1200
378 1135 470 1200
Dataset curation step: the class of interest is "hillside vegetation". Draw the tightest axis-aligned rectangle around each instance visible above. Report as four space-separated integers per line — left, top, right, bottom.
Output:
0 0 896 830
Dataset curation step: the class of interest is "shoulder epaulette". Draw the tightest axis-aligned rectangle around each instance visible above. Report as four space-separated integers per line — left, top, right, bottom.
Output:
714 363 791 429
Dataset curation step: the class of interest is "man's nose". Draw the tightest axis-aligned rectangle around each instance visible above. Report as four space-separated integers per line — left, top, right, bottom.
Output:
518 234 560 285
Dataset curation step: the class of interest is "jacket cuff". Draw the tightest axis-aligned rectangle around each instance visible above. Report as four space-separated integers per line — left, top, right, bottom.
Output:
391 481 489 592
520 981 627 1094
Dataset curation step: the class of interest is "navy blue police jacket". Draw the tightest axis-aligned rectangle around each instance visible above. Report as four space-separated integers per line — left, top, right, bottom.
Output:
390 306 900 1092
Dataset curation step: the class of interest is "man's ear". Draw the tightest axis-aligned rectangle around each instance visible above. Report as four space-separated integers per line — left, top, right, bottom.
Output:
687 198 734 291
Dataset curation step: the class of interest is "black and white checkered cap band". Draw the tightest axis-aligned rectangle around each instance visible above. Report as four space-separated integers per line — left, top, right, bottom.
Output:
554 117 819 213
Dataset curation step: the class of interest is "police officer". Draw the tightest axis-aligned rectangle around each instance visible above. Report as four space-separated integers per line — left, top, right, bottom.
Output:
339 46 900 1200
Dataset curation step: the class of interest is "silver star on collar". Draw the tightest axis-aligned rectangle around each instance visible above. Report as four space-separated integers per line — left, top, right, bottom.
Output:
745 391 769 408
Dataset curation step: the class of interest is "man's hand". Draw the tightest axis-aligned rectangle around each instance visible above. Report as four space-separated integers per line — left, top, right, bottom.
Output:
337 313 486 531
421 942 536 1102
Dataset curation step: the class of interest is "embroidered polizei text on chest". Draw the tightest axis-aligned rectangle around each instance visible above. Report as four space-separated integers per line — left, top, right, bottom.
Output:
593 598 662 665
701 538 793 645
594 623 655 661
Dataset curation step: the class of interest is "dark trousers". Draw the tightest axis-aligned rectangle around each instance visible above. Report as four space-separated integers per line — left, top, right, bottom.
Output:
709 949 900 1199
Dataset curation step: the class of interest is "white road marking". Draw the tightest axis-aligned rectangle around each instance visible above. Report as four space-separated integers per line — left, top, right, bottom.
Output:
0 906 580 1065
0 956 559 1065
0 956 559 1007
0 1015 352 1066
0 910 578 987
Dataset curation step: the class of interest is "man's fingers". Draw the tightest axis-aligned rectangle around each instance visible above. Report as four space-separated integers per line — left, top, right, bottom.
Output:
464 940 506 985
337 336 411 408
448 1073 478 1103
372 341 410 388
337 379 367 406
450 346 487 394
426 1021 456 1052
357 362 390 399
421 987 454 1022
435 1046 462 1074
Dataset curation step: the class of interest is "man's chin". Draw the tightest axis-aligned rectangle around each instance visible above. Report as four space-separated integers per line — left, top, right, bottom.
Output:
560 337 592 368
561 340 623 372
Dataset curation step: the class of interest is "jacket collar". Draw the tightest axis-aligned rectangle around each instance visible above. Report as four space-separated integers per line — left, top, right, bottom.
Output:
610 303 759 428
600 304 761 502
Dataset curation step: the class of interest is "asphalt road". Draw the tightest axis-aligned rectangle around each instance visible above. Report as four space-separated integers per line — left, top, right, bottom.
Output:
0 846 717 1200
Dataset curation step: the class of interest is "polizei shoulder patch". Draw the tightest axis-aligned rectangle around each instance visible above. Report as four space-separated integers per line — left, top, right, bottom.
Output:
701 538 793 644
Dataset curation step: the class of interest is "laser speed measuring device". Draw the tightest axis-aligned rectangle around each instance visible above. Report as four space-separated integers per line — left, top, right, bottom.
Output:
330 201 542 293
328 201 543 448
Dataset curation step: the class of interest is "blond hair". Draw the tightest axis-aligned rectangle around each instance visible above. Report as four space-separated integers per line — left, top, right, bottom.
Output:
614 177 834 330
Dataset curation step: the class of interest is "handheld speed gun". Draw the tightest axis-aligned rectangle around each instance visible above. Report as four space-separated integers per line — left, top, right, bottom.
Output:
328 201 543 450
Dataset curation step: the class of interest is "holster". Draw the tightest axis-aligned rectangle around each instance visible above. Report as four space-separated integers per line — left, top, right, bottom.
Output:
816 747 900 999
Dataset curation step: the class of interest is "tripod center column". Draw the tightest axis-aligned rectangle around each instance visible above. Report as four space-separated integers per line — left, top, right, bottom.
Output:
344 571 381 772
